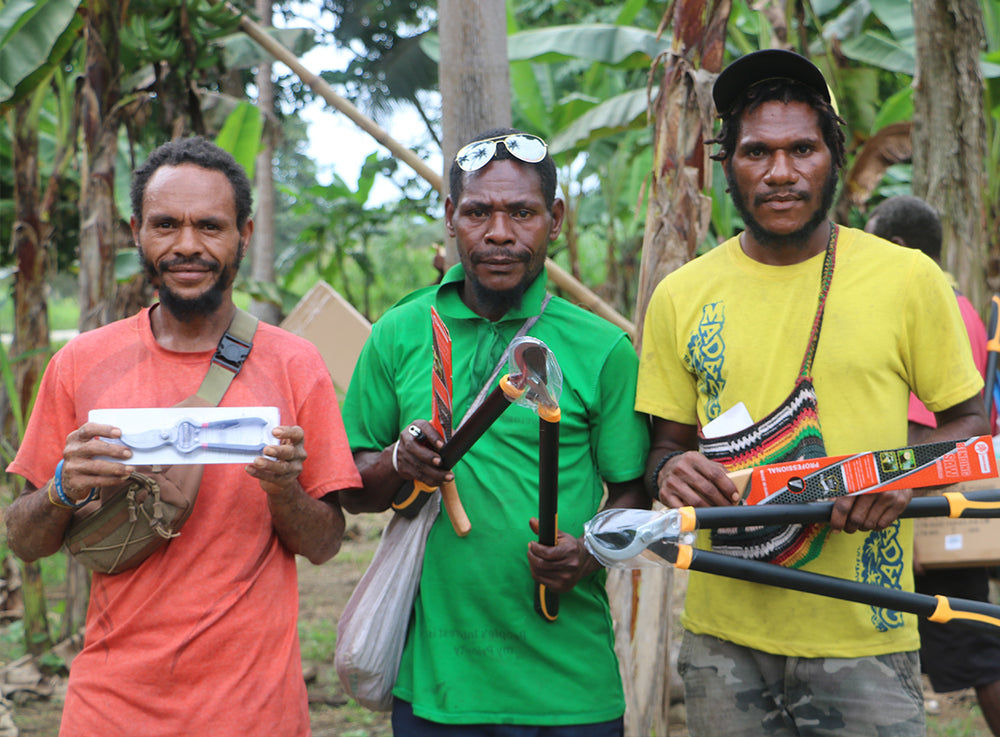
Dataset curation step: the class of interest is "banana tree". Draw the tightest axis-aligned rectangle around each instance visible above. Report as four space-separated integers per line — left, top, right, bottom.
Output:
830 0 1000 306
0 0 271 648
506 13 669 317
1 0 85 656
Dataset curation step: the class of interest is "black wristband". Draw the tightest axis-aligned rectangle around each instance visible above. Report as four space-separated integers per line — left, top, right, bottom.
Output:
650 451 684 498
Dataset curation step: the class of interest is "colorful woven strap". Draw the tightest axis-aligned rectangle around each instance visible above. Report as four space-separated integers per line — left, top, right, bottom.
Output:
798 224 838 378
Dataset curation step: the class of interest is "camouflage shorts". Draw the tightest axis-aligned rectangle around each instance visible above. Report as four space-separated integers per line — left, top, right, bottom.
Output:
678 630 925 736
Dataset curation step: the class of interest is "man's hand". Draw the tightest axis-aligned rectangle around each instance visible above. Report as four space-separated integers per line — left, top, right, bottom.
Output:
654 451 742 508
246 425 308 495
60 422 135 500
527 518 599 593
249 424 347 564
391 420 454 489
648 418 741 509
830 488 912 533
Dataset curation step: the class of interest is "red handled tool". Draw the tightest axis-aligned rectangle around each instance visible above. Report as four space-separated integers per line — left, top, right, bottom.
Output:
390 375 527 535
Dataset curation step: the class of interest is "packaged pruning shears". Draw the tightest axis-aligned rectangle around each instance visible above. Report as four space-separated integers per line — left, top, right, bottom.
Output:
90 406 280 466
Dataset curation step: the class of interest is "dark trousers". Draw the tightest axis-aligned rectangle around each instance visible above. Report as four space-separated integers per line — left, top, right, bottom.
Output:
391 698 624 737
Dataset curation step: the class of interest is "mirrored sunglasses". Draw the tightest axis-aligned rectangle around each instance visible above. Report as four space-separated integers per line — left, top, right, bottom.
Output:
454 134 548 172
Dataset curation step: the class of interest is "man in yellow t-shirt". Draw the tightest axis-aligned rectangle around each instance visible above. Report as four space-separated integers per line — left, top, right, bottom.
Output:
636 49 989 736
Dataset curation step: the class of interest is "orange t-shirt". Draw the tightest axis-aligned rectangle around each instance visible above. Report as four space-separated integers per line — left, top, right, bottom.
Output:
8 307 361 737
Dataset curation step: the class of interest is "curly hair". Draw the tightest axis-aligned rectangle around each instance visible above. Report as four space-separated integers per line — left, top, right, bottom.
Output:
130 136 253 229
707 79 847 172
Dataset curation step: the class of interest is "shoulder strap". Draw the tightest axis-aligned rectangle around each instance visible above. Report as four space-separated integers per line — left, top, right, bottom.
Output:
798 225 838 378
196 308 259 406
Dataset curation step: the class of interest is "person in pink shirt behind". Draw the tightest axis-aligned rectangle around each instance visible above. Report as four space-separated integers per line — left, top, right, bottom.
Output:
866 194 1000 736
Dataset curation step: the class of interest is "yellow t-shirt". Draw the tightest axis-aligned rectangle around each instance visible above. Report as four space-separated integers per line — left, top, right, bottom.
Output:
636 227 983 657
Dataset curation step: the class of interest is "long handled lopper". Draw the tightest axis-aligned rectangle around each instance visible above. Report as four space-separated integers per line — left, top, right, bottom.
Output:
390 334 559 540
585 488 1000 631
511 338 564 622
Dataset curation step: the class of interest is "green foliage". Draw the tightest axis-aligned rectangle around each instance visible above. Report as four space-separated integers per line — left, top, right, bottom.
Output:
508 24 669 68
0 0 84 111
0 338 50 467
277 151 439 322
927 707 990 737
0 619 26 659
214 101 264 181
120 0 242 70
307 0 437 125
0 550 69 670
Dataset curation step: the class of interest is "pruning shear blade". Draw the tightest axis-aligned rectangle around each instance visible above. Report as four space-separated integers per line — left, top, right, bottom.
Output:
507 337 562 416
120 416 269 455
584 508 695 567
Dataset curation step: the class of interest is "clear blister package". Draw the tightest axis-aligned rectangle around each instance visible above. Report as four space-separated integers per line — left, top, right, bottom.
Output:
90 406 280 465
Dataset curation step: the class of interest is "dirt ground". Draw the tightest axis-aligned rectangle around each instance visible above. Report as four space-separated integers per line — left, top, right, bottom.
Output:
1 510 993 736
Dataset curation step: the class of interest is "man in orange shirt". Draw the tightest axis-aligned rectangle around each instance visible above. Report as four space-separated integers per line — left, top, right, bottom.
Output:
5 137 361 736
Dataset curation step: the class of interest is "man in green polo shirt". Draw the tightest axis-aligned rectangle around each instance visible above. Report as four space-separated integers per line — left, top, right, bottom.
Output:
340 127 649 735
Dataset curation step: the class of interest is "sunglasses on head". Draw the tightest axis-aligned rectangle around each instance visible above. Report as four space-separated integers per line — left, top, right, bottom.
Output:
454 134 548 172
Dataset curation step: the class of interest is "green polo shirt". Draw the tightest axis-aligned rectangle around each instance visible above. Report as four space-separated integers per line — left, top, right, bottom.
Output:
343 264 649 725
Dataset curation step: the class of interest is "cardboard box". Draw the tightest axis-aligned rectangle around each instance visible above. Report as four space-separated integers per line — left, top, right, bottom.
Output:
280 281 371 396
914 477 1000 568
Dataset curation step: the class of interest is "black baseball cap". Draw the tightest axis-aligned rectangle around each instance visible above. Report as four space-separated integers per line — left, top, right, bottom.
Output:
712 49 831 117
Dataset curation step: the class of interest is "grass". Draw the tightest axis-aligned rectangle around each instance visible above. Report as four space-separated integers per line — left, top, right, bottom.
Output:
333 546 376 568
927 711 987 737
299 618 338 662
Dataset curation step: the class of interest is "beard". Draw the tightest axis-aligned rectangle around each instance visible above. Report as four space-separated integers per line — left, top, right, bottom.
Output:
726 164 840 249
139 245 243 323
467 277 530 317
460 247 543 318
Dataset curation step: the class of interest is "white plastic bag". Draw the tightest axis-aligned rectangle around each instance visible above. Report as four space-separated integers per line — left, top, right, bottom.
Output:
335 491 440 711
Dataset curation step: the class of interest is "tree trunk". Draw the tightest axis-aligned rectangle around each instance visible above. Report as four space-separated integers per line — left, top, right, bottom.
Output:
77 0 121 333
634 1 728 338
250 0 282 325
69 0 124 634
614 2 730 733
911 0 988 309
235 9 630 332
9 102 54 656
438 0 511 267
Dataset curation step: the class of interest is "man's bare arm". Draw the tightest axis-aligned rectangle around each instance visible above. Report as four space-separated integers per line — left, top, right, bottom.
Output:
339 420 453 514
6 423 134 562
249 424 350 564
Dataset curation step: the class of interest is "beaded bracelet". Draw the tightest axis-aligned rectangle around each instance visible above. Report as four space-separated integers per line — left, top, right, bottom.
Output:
52 459 98 509
649 451 685 498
